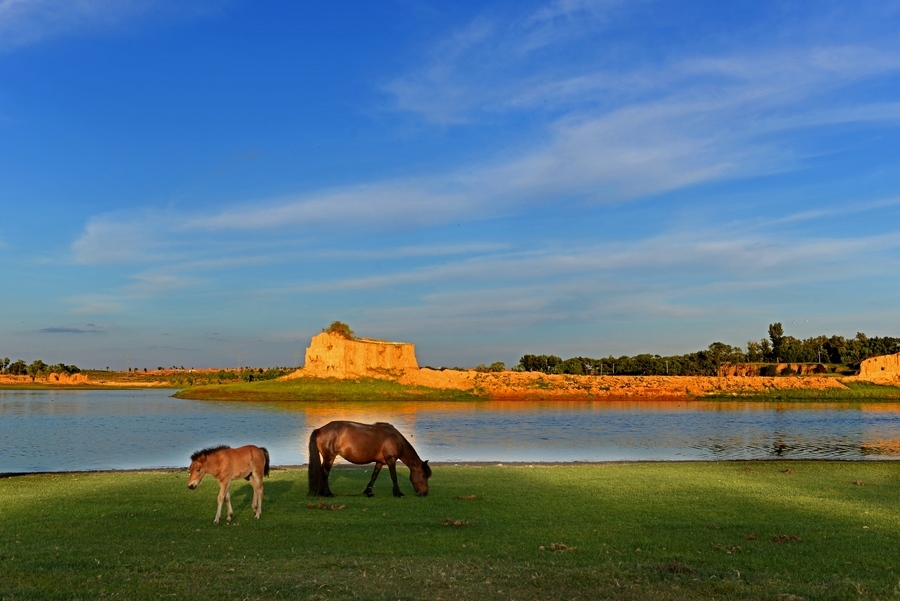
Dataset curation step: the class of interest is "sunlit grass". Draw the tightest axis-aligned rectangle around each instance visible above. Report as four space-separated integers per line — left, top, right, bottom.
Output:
174 375 484 402
706 380 900 401
2 462 899 599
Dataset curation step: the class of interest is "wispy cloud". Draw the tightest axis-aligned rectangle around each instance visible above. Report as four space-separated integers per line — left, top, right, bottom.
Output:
40 323 104 334
0 0 223 52
45 0 900 365
68 5 900 272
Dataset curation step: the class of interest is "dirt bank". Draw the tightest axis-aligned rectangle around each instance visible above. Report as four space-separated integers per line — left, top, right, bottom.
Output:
393 368 849 399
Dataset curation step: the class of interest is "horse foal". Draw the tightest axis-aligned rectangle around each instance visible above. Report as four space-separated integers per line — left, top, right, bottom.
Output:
188 444 270 524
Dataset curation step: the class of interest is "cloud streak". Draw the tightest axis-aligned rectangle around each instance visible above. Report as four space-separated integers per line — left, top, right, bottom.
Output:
0 0 225 52
40 323 104 334
9 1 899 367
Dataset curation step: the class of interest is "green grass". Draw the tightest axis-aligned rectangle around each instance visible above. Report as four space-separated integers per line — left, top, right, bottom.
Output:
174 376 484 402
176 376 900 404
2 462 899 600
705 380 900 401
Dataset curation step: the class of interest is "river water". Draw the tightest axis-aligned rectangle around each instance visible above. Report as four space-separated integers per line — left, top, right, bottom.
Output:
2 389 900 473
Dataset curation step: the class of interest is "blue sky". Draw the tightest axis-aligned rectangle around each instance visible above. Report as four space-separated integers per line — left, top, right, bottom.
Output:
2 0 900 370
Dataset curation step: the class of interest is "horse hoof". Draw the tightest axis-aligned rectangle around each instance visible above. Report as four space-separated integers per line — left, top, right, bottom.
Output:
365 491 374 498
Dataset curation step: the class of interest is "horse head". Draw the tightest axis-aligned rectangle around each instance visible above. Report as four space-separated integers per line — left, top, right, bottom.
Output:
187 454 207 489
411 460 431 496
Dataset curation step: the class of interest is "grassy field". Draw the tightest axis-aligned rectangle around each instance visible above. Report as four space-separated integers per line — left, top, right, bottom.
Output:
2 462 899 600
174 376 484 402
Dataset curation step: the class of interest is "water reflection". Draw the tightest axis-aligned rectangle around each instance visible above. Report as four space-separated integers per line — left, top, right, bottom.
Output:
2 390 900 473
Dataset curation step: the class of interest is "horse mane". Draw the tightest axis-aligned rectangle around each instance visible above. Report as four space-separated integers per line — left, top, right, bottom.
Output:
394 430 428 470
191 444 230 461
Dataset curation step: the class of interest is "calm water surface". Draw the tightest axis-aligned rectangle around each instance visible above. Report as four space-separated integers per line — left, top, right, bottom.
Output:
2 389 900 472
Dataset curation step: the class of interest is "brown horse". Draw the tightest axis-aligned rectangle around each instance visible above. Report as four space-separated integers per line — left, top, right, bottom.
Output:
188 444 269 524
308 421 431 498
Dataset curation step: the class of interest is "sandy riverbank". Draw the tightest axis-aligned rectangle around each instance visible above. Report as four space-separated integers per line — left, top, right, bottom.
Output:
395 368 852 399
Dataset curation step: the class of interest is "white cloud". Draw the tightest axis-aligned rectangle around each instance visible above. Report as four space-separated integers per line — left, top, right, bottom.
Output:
72 214 163 264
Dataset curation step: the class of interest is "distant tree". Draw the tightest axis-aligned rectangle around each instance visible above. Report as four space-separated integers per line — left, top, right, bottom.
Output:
768 323 785 361
46 363 79 375
1 357 9 372
746 340 764 363
518 354 560 373
27 359 48 381
556 357 584 375
489 362 505 372
706 342 746 370
7 359 27 376
325 321 355 340
517 355 541 372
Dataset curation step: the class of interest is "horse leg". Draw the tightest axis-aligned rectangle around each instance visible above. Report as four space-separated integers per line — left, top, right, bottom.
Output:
250 473 263 519
321 453 336 497
387 460 404 497
224 480 234 522
363 463 383 497
214 479 229 524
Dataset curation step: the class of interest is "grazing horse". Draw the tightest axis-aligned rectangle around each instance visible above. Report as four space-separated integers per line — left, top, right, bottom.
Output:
308 421 431 498
188 444 269 524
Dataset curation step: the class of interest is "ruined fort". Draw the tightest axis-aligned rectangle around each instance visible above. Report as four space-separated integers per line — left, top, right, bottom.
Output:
299 331 419 378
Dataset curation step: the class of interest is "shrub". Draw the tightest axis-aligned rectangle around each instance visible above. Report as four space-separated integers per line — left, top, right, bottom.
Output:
325 321 355 340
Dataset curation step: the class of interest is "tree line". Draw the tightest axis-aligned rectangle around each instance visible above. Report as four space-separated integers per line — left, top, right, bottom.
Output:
1 358 81 380
516 323 900 376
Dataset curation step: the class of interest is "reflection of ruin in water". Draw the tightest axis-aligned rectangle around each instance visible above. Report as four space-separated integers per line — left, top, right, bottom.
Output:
860 437 900 456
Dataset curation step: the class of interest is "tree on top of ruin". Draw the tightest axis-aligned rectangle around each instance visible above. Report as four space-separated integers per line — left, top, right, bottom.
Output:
324 321 355 340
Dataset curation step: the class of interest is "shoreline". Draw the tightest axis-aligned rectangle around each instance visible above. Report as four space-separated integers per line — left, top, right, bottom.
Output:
4 368 900 401
3 456 888 479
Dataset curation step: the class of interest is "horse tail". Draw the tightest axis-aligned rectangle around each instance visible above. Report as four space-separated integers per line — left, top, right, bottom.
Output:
307 428 324 496
261 447 270 477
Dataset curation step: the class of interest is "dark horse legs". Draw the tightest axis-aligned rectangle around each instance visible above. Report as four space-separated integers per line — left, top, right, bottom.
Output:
363 461 404 497
319 454 335 497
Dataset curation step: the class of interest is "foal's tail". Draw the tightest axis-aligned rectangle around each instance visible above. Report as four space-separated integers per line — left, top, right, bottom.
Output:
261 447 270 477
307 428 325 496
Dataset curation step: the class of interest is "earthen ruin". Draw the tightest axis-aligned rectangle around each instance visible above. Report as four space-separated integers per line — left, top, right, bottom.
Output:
858 352 900 382
298 331 419 378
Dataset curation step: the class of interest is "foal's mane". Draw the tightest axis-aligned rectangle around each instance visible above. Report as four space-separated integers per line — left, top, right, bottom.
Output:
191 444 230 461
